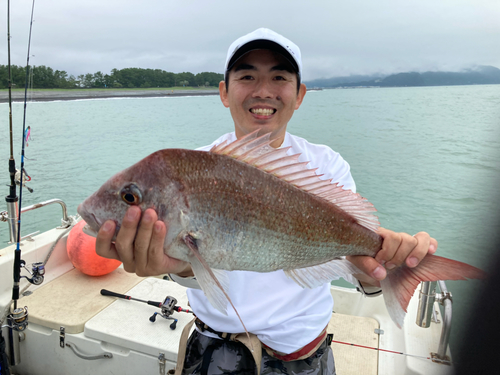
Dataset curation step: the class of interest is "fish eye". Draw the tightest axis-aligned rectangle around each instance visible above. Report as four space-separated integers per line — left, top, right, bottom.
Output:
120 184 142 205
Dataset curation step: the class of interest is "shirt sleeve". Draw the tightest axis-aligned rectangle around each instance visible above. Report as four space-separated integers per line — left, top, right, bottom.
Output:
168 274 201 289
303 141 381 295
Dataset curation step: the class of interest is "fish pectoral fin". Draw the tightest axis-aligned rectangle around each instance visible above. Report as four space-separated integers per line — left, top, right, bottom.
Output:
183 235 252 346
183 235 230 315
285 258 363 289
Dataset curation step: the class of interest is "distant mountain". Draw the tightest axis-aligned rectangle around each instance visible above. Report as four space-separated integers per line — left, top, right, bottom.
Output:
304 66 500 88
305 74 386 88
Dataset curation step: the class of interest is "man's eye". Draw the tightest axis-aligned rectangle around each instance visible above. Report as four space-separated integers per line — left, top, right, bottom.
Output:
274 76 286 81
241 75 254 80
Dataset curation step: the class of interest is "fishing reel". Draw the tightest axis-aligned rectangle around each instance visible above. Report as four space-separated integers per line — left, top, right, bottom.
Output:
100 289 193 330
5 306 29 332
149 296 182 330
15 168 33 193
20 260 45 285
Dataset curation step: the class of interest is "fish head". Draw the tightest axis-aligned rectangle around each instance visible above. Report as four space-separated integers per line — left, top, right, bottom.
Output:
77 150 180 239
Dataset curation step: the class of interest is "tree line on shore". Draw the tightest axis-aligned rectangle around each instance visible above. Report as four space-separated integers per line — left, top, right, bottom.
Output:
0 65 224 89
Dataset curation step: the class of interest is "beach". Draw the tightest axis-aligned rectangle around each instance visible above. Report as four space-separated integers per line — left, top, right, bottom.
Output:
0 88 220 103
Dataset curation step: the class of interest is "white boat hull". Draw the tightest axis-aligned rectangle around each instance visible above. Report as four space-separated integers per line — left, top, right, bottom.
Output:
1 223 454 375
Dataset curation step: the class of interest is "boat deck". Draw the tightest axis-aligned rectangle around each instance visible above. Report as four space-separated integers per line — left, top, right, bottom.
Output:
20 268 380 374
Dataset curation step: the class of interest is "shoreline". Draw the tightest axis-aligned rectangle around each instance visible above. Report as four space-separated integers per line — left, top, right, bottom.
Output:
0 89 220 103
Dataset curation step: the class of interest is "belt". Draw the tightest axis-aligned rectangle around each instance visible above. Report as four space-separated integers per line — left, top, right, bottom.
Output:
194 317 332 362
262 327 332 362
195 317 238 340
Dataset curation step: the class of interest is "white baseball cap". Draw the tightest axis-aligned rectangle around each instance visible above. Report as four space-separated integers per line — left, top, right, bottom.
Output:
224 28 302 83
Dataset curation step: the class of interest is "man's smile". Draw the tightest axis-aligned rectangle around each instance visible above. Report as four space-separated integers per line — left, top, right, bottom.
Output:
250 107 276 116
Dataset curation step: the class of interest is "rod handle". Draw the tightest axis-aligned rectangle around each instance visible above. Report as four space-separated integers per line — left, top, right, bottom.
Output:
100 289 129 300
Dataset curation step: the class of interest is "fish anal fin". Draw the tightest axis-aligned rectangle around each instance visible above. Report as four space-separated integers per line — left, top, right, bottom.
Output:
285 258 362 289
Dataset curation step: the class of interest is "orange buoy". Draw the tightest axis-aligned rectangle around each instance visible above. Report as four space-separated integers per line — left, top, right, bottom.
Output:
67 220 121 276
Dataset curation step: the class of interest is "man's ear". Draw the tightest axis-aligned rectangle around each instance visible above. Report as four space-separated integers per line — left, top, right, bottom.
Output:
295 83 307 110
219 81 229 108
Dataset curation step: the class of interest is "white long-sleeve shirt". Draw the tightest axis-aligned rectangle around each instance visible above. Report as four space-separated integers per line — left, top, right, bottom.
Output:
175 132 356 354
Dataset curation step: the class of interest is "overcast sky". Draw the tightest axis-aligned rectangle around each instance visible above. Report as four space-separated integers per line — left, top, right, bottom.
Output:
2 0 499 81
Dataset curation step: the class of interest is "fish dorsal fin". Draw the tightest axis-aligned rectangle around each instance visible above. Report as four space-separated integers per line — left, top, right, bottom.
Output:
210 130 379 232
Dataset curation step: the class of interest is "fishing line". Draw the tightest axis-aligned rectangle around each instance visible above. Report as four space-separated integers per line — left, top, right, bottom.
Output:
12 0 36 310
331 339 452 365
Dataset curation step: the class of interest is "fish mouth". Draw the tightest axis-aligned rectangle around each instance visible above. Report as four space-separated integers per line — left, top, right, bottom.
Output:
77 203 102 235
81 211 101 238
82 224 98 238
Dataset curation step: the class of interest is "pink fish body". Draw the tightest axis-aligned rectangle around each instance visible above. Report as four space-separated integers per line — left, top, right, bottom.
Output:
78 131 485 328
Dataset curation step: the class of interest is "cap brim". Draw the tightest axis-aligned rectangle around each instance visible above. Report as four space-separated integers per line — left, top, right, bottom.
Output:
226 39 299 75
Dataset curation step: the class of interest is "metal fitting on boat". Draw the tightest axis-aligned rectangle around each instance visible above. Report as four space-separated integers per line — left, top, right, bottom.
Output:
433 281 453 363
416 281 437 328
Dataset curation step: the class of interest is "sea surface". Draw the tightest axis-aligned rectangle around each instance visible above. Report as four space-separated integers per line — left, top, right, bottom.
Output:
1 84 499 355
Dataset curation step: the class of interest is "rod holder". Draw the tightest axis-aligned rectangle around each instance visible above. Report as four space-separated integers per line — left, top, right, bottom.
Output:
2 198 71 244
434 280 453 362
416 281 437 328
4 199 19 244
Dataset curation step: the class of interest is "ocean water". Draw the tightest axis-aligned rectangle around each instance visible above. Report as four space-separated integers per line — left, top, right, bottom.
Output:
1 85 499 354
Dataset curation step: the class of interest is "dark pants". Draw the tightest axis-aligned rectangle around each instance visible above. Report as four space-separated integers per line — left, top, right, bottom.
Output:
182 330 336 375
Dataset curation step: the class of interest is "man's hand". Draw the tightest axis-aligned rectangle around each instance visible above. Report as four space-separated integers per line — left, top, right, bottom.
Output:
95 206 193 277
347 228 438 286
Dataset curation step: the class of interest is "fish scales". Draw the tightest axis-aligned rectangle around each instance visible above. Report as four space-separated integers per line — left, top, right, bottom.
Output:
160 149 382 271
78 131 486 329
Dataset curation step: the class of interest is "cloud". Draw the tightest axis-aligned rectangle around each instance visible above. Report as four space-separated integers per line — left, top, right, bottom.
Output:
2 0 499 80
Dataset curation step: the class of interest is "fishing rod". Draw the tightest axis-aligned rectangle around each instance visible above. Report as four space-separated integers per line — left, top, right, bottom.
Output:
12 0 36 310
2 2 34 373
2 3 37 369
5 0 18 247
100 289 193 330
331 339 452 365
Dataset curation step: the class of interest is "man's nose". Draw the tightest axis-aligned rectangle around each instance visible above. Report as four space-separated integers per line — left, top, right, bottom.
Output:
252 79 274 99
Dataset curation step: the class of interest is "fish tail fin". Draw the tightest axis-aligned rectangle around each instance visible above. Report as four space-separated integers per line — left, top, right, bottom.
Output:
381 254 486 328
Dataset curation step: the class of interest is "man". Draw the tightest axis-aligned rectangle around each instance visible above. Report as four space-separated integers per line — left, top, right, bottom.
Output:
96 28 437 374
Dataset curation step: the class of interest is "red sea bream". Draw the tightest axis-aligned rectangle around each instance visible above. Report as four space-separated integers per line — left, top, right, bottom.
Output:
78 131 485 330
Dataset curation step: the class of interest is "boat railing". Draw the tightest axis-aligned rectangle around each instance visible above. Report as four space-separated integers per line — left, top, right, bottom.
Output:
1 198 72 243
416 280 452 363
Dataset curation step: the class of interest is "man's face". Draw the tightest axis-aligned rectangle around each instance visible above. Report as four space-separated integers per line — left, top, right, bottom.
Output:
219 49 306 148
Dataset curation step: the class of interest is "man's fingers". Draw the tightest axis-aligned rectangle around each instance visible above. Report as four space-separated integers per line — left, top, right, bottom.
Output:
374 227 401 265
375 228 421 269
347 255 386 281
133 208 157 273
148 221 167 264
96 220 121 261
428 237 438 255
114 206 141 272
405 232 435 268
94 207 190 277
386 233 418 269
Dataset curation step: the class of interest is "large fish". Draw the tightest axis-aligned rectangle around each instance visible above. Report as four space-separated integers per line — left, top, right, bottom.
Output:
78 131 485 329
